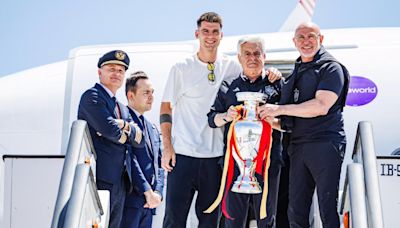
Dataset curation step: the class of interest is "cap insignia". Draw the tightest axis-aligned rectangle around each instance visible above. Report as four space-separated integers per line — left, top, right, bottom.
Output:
115 51 126 60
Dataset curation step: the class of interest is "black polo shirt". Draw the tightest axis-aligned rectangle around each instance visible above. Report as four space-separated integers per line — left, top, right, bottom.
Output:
208 73 282 163
289 48 348 144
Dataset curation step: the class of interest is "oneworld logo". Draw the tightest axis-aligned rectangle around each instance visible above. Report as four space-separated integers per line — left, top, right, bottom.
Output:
346 76 378 107
348 86 377 94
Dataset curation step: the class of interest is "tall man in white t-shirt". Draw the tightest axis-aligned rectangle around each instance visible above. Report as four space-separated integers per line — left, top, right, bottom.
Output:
160 12 281 228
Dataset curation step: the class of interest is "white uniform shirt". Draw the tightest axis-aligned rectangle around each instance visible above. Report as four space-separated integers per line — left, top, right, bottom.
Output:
162 53 241 158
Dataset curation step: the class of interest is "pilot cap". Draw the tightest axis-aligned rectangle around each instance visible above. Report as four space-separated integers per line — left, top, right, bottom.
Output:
97 50 130 70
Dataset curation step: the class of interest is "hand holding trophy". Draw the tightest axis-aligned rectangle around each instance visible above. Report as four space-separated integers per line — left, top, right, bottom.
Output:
205 92 273 219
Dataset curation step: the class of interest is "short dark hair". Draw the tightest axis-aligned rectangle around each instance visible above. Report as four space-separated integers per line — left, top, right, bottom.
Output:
197 12 222 28
125 71 149 96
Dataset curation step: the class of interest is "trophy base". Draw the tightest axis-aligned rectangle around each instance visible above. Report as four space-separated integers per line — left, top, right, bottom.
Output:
231 181 262 194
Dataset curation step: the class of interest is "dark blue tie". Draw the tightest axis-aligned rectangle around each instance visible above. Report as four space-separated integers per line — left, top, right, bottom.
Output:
139 115 153 157
138 115 145 131
139 115 156 185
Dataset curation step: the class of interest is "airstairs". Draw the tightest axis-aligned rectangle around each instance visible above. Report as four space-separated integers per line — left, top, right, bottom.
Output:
1 120 107 228
291 121 399 228
2 120 399 227
51 120 108 228
339 121 383 228
339 121 400 228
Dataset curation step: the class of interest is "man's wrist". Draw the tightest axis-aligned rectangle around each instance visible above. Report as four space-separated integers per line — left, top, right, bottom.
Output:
223 113 230 122
154 190 163 200
163 142 174 151
144 189 152 197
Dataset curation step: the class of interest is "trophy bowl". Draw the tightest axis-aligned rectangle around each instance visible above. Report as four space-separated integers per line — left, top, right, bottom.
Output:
231 92 267 194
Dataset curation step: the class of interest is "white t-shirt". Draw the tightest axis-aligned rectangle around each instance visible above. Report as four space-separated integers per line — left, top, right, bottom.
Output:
162 53 242 158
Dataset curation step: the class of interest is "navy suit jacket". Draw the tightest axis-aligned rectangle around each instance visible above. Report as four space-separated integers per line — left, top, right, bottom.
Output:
77 83 143 185
125 107 165 210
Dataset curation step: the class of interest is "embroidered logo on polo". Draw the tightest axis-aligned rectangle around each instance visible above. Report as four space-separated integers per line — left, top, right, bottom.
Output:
294 88 299 102
264 85 278 99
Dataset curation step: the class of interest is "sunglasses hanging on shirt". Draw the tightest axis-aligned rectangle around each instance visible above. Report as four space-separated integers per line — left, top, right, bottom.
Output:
207 62 216 85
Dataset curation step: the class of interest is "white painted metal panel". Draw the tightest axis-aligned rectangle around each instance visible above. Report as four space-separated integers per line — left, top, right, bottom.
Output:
376 156 400 228
3 157 64 228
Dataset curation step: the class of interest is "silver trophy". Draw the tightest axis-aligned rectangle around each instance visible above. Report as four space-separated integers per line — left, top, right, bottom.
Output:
231 92 267 194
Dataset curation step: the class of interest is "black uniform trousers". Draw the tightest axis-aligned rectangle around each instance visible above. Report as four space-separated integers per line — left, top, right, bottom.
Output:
276 132 291 228
288 141 345 228
224 163 281 228
97 177 126 228
163 154 222 228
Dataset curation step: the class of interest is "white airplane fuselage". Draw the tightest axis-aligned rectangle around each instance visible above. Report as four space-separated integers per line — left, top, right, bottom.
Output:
1 27 400 227
1 27 399 157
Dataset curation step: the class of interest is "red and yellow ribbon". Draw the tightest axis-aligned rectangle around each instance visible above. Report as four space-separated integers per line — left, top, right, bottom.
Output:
204 105 273 220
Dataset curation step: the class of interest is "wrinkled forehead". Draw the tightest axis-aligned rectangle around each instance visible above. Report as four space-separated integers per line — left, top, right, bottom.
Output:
241 42 263 52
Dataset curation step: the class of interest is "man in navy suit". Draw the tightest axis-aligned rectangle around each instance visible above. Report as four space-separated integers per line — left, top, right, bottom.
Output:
78 50 143 228
122 71 165 228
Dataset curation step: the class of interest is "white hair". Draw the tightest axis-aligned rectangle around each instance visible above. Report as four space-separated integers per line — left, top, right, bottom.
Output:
237 36 266 54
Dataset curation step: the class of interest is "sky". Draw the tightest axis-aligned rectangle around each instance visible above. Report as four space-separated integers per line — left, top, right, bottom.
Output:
1 0 399 77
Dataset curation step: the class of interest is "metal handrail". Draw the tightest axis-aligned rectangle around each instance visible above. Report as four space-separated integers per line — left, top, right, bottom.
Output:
63 164 103 227
340 121 384 228
51 120 101 228
347 164 368 228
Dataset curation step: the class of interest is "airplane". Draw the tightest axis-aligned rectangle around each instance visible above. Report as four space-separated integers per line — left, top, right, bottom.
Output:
1 0 399 227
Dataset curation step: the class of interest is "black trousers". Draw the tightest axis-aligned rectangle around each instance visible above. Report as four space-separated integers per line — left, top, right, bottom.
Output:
276 132 291 228
163 154 222 228
97 179 126 228
224 163 281 228
276 161 290 228
288 141 345 228
121 207 153 228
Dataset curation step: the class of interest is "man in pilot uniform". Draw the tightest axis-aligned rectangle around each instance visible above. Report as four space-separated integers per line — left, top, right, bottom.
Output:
78 50 143 228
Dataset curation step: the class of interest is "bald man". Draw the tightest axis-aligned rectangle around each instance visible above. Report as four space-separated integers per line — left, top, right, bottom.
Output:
258 22 350 228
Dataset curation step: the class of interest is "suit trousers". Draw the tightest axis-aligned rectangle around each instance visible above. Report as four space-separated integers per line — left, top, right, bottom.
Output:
121 207 153 228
